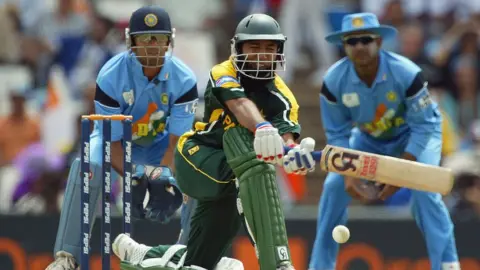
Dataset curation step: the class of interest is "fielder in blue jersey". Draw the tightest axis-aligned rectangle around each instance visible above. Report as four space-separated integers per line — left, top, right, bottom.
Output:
284 13 460 270
47 6 198 270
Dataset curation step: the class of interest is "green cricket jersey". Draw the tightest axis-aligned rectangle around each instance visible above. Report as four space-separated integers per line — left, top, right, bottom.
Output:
178 59 301 150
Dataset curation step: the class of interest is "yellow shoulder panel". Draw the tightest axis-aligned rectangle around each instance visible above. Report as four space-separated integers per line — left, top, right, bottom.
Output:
210 60 241 88
274 75 299 124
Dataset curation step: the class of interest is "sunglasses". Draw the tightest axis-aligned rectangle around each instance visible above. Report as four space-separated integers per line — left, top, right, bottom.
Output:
134 33 170 44
343 35 378 46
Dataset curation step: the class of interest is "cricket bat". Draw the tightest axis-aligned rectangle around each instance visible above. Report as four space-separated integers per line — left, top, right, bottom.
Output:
285 144 454 195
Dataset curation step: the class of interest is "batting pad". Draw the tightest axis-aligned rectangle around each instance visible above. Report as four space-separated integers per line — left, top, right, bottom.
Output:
223 126 291 269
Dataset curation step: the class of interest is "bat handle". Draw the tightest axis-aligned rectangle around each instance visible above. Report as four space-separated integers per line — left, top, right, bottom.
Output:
283 147 322 162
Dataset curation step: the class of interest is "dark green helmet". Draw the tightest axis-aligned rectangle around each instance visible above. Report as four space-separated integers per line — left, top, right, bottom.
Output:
231 14 287 80
233 13 286 43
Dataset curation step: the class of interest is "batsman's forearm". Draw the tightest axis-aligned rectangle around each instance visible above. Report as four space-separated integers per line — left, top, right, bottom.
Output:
282 133 296 146
111 141 124 174
225 98 265 132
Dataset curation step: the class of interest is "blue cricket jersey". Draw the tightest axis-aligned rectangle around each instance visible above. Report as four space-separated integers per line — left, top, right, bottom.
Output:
93 51 198 147
320 50 442 158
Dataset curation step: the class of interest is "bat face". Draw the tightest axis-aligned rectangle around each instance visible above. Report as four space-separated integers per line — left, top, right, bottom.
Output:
320 145 454 195
323 146 379 179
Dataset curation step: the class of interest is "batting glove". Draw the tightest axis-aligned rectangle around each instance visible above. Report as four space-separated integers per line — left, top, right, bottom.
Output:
254 121 284 165
283 137 316 175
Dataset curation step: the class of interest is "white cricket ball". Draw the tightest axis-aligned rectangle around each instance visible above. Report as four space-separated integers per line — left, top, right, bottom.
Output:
332 225 350 244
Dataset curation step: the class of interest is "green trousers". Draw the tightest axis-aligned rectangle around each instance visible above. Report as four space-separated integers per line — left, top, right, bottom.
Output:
144 137 242 269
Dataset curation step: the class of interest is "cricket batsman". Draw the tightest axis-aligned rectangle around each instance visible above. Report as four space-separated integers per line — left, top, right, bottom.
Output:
284 13 460 270
47 6 199 269
110 13 311 270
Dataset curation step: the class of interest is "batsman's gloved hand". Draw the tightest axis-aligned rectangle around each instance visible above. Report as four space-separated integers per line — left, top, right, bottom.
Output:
254 121 284 165
131 164 148 219
283 137 316 175
145 166 183 224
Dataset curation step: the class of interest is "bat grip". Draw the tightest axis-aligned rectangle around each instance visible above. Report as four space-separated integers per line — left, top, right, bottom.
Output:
283 147 322 162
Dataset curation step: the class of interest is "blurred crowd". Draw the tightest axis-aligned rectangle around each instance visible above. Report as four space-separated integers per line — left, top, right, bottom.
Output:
0 0 479 221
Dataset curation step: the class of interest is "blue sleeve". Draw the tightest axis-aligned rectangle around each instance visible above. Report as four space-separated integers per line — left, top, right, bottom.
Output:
94 82 124 141
320 83 352 148
168 80 199 136
404 72 442 158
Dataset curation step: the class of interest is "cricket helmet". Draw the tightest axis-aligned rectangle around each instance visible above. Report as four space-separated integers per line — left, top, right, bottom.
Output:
125 6 175 67
231 14 287 80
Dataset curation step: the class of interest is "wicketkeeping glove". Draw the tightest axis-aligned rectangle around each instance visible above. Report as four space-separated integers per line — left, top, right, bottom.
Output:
144 166 183 224
131 164 148 219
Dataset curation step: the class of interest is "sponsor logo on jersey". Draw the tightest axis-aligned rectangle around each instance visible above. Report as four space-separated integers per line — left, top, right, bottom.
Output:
342 93 360 107
186 100 198 114
188 145 199 155
215 76 238 87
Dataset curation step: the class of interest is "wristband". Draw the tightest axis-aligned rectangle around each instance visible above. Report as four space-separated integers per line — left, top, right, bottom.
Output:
255 121 272 132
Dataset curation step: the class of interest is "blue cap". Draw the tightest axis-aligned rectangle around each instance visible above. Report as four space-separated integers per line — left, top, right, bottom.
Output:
325 13 397 45
129 6 172 35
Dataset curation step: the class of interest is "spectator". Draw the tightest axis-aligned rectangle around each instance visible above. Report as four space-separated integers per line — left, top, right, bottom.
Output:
380 0 407 52
459 119 480 151
278 0 336 85
69 12 123 98
0 88 41 166
453 56 479 129
10 142 66 215
0 3 22 63
449 173 480 221
23 0 90 87
398 21 442 87
434 22 480 95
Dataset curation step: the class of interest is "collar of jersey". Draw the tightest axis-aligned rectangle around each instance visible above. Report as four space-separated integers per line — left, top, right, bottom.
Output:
129 53 172 82
350 50 388 85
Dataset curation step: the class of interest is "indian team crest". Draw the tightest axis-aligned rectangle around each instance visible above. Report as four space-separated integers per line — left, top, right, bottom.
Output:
352 17 364 28
386 90 397 102
123 89 134 105
161 93 169 104
144 13 158 27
